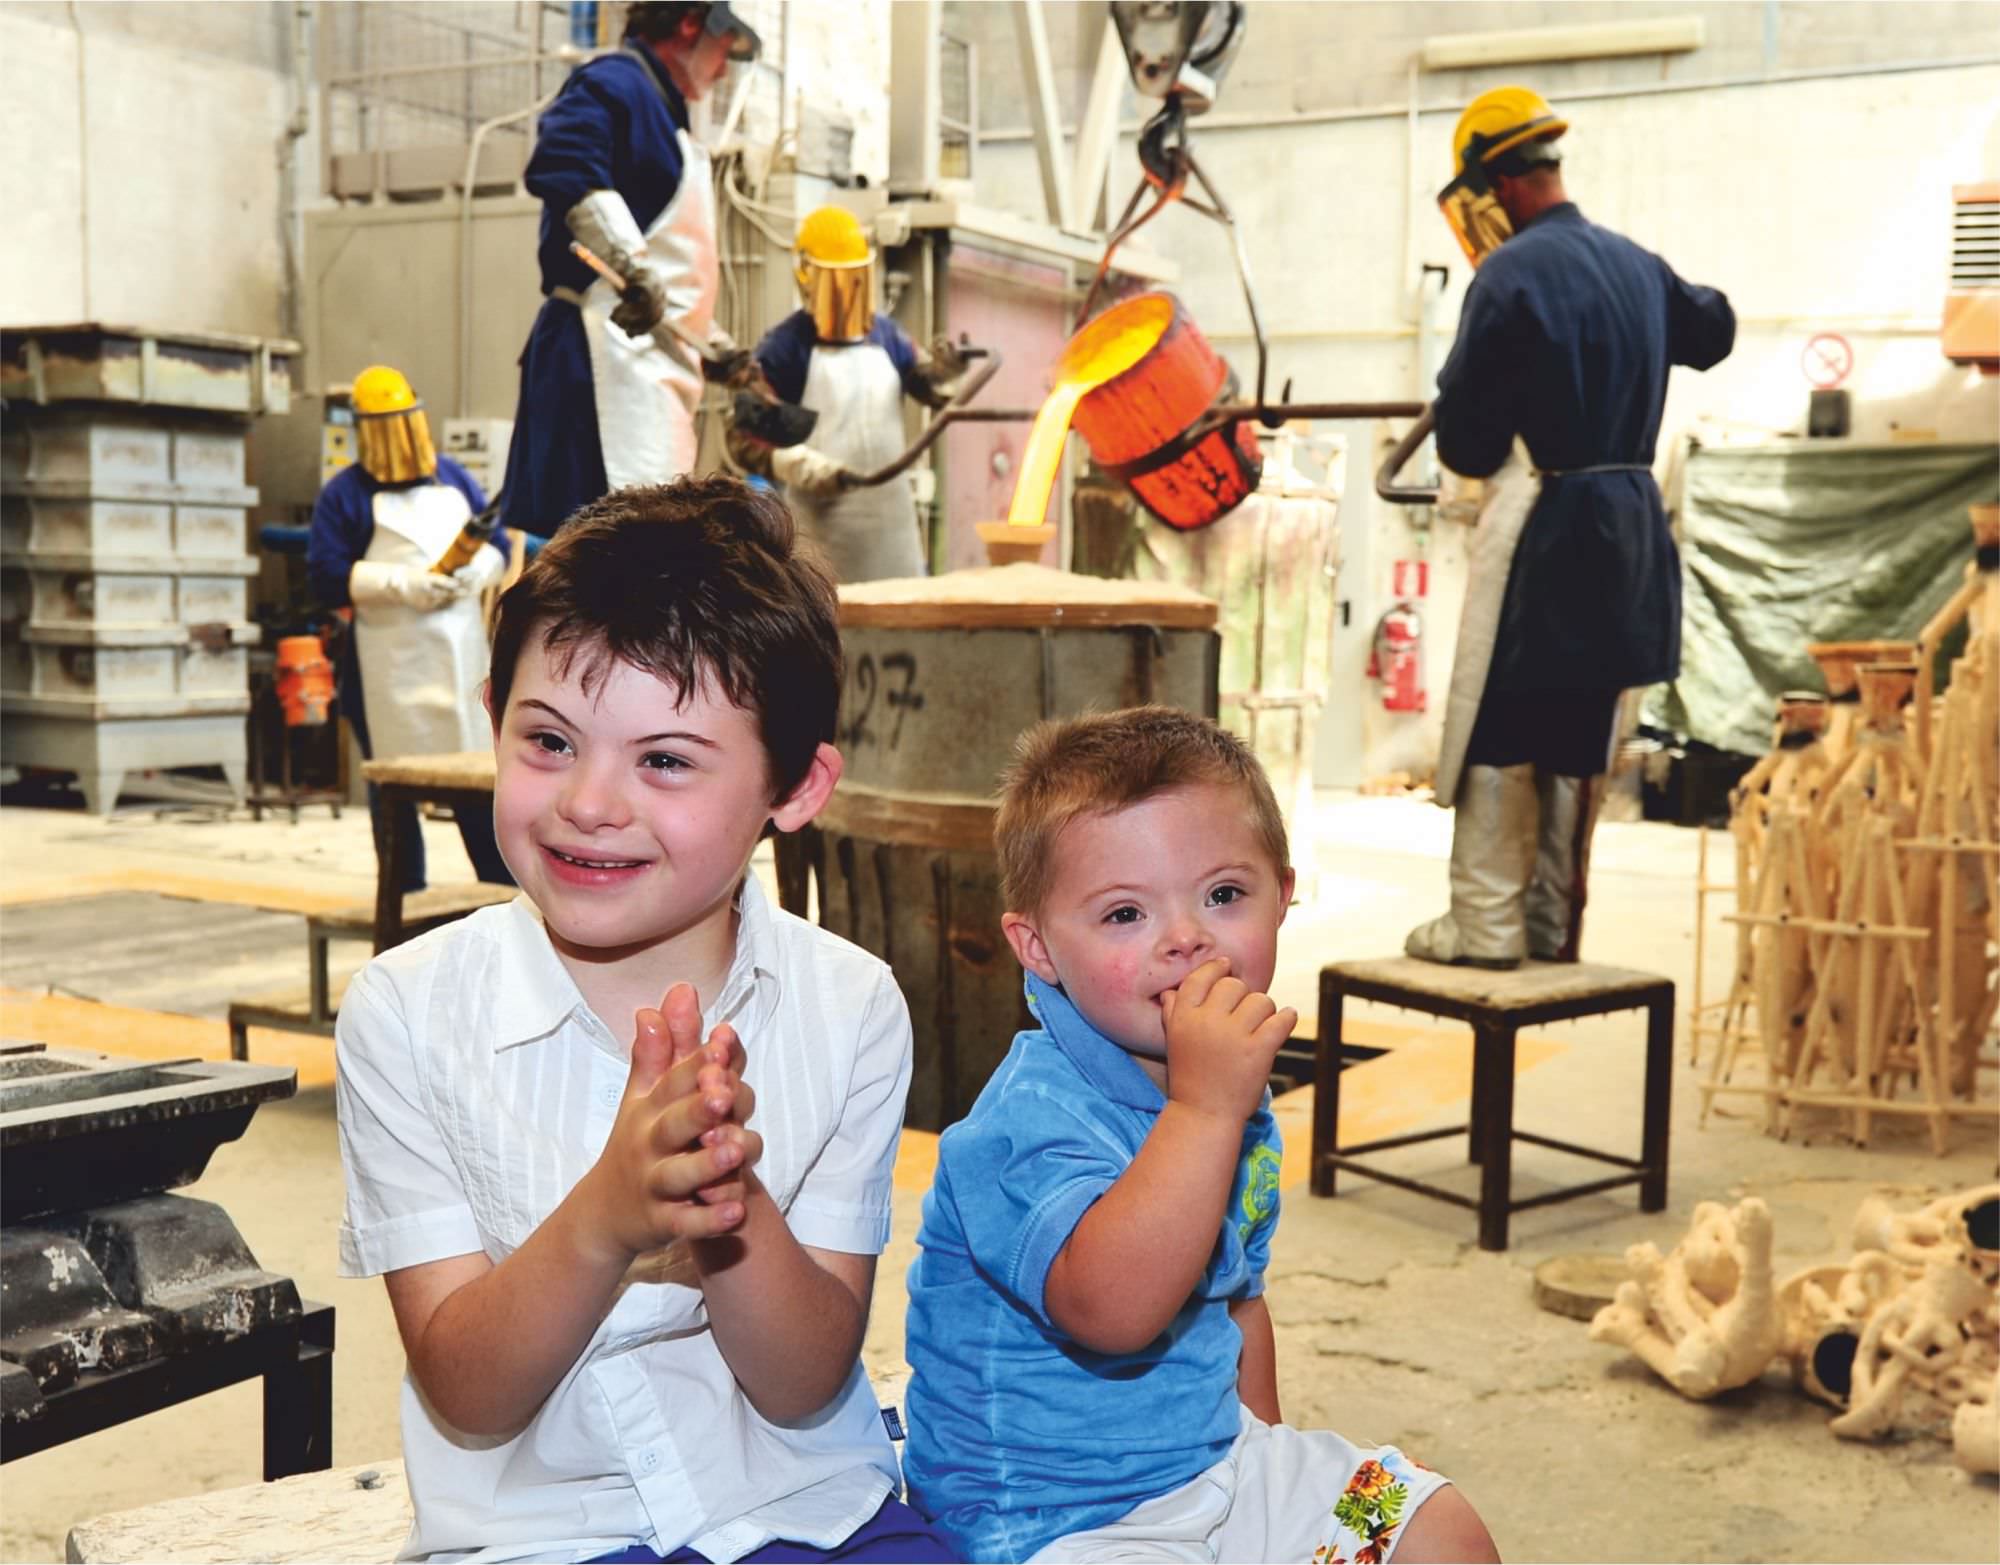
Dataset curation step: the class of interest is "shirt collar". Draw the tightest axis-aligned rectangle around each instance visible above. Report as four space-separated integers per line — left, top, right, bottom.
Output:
1023 973 1164 1112
1522 200 1582 232
488 875 782 1052
622 40 691 131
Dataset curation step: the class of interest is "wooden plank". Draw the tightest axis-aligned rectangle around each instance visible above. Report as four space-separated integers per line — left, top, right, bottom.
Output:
837 561 1217 630
66 1459 410 1564
1 988 339 1090
308 882 514 937
816 785 995 854
1322 956 1671 1011
359 751 494 791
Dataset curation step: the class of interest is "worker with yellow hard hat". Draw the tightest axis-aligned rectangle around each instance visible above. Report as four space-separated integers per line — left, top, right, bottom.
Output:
307 365 513 890
725 205 972 581
496 2 760 537
1408 87 1736 970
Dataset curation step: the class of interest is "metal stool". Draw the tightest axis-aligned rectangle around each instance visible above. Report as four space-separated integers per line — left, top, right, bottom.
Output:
1311 957 1674 1251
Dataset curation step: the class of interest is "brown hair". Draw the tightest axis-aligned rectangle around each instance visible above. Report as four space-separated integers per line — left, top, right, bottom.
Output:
995 705 1289 917
487 477 841 802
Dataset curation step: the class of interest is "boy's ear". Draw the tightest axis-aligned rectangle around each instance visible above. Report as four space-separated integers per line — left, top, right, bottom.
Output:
769 742 842 833
1001 911 1061 986
1277 866 1297 922
481 680 498 731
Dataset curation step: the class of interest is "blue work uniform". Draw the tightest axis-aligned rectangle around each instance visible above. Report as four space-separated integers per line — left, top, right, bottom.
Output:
1435 202 1734 767
903 975 1283 1563
496 46 692 538
752 311 926 406
307 456 513 890
752 310 933 581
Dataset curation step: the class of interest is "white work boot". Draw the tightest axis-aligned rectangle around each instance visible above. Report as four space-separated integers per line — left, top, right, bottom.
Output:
1405 763 1538 969
1525 772 1601 962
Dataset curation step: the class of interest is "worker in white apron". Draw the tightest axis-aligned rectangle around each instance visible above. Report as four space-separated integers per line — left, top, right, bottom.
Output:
496 2 758 537
307 366 512 890
727 207 971 582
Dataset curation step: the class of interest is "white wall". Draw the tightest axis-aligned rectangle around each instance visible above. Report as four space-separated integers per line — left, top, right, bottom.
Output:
0 6 289 337
783 0 893 183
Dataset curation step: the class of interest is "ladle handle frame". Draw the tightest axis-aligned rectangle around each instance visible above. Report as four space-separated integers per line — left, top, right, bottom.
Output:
1375 405 1441 505
1094 399 1429 487
835 350 1006 491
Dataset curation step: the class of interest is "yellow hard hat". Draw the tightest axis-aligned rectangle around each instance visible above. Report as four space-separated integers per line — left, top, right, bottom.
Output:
351 364 420 417
795 206 870 268
794 207 874 342
349 365 434 483
1449 86 1567 182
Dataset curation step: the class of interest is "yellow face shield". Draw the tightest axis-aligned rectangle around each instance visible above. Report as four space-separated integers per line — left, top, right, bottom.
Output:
355 404 438 484
797 258 873 343
1437 168 1514 269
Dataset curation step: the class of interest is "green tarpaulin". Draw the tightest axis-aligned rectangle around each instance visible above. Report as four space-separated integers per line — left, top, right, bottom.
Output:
1643 440 1998 756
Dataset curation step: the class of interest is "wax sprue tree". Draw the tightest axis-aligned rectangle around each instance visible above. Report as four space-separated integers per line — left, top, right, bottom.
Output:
1694 503 1999 1153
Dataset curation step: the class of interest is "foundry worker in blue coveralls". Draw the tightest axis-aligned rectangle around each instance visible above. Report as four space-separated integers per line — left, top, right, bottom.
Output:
495 2 758 538
1407 86 1736 970
726 206 972 583
307 365 513 893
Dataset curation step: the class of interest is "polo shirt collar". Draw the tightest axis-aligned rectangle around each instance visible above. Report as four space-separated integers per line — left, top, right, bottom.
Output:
488 875 783 1052
1024 973 1164 1112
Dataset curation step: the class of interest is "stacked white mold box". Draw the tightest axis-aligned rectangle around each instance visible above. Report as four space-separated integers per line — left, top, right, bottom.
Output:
1 325 298 815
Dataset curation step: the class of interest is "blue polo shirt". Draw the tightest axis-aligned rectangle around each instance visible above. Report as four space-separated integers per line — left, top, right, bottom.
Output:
902 974 1282 1563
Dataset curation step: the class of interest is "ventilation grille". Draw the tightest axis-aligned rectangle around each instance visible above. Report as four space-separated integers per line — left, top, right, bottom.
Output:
1951 197 2000 290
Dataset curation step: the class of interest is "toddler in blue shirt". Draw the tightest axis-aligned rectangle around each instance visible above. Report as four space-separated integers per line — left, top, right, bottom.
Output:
903 707 1499 1563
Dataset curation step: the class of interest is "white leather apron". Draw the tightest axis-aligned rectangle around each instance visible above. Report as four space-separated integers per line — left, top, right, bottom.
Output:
1433 454 1537 807
788 341 924 582
353 483 493 759
579 129 718 489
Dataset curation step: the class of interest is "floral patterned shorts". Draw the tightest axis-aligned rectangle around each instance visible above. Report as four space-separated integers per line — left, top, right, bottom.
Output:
1029 1410 1452 1564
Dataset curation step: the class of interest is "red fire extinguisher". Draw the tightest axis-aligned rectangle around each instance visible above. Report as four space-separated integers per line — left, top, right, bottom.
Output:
1368 601 1426 713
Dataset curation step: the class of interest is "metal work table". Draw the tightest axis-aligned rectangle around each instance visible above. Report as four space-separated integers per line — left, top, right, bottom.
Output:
0 1044 333 1479
1310 958 1674 1251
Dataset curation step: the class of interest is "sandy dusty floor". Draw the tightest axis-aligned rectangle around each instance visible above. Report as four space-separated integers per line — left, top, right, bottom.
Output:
1 791 1993 1562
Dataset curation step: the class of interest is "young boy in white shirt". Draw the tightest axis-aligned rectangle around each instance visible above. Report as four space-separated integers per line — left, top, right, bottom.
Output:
336 476 952 1564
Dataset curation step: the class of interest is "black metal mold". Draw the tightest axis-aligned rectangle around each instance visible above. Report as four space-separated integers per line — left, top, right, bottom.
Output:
0 1195 302 1407
0 1043 296 1223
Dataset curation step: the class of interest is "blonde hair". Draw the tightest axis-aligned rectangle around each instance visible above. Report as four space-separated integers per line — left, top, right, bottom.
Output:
995 705 1289 917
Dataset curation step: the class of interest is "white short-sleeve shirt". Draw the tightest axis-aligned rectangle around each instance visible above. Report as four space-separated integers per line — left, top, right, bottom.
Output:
336 875 909 1563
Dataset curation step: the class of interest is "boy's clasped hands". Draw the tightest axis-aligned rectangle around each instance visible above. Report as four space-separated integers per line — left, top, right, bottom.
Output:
578 981 762 1260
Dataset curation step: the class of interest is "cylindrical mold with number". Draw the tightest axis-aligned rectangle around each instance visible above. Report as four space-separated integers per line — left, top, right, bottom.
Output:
790 564 1219 1131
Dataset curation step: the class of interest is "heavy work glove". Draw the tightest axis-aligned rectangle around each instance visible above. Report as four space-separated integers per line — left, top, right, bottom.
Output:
453 541 507 593
566 190 667 338
912 334 972 406
700 327 755 387
770 443 849 498
349 560 469 612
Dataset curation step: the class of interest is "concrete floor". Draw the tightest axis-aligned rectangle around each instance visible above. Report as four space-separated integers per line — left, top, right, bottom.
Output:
1 788 1994 1562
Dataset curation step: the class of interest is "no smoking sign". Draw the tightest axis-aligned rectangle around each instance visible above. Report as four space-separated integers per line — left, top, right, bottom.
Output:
1801 332 1853 389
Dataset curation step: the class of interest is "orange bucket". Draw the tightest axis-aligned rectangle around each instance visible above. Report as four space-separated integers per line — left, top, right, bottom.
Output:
275 634 334 727
1068 292 1262 532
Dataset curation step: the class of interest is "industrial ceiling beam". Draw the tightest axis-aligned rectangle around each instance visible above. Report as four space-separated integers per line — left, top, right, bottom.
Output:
1012 1 1074 229
1067 6 1125 233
